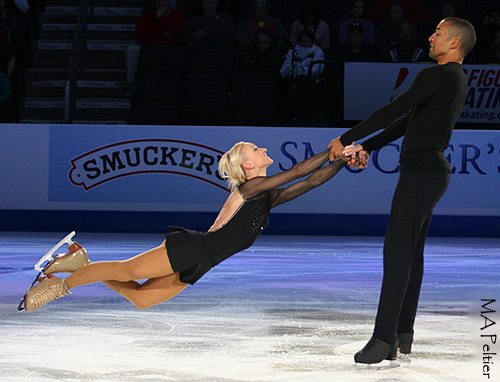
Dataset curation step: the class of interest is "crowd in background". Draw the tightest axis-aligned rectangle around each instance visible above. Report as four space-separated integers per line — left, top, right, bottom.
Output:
130 0 500 70
1 0 500 124
125 0 500 126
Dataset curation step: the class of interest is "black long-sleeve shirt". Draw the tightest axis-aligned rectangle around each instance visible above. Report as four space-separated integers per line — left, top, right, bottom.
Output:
340 62 467 171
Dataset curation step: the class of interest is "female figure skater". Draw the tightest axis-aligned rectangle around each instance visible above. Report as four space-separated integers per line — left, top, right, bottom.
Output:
22 141 361 312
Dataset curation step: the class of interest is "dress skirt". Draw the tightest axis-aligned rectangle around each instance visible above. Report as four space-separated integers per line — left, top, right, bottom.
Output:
164 226 214 285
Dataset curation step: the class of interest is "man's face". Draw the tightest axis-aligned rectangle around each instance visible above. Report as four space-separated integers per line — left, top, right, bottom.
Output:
253 3 268 21
352 1 365 18
429 20 454 60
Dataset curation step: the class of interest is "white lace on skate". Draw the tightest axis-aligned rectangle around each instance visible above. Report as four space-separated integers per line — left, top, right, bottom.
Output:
25 276 70 312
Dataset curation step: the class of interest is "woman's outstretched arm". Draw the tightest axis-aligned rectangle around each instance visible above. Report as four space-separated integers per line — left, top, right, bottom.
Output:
240 149 343 200
271 159 347 207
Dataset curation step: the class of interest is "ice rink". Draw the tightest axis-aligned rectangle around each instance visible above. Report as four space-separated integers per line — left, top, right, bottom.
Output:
1 231 499 382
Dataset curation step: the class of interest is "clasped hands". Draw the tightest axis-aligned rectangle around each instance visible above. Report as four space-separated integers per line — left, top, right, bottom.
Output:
328 137 369 169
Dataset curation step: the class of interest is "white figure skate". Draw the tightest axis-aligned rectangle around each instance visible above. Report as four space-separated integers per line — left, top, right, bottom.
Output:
18 232 87 311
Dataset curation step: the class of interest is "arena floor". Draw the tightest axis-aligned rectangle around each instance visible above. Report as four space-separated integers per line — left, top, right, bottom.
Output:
1 231 499 382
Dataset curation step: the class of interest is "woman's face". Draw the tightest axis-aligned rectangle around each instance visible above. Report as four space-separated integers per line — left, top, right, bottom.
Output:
390 5 403 23
256 34 271 52
242 143 273 169
299 34 314 47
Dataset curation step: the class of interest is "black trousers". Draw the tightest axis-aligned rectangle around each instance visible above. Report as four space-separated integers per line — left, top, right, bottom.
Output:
373 169 450 344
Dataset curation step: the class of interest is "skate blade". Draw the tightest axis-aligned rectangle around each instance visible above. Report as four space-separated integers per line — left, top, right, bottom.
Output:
353 357 409 370
18 272 42 312
34 232 76 272
354 360 400 370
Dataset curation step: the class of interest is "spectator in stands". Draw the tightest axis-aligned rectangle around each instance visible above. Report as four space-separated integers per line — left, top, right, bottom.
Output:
385 20 427 62
478 26 500 64
278 29 325 126
136 0 186 46
372 0 426 45
216 0 242 24
0 71 13 122
238 28 284 75
476 3 500 53
426 0 460 39
0 0 28 72
339 0 375 47
125 0 186 95
290 0 330 55
376 2 404 52
234 0 289 52
334 21 378 61
280 29 324 81
0 0 27 121
181 0 234 46
176 0 201 19
371 0 426 24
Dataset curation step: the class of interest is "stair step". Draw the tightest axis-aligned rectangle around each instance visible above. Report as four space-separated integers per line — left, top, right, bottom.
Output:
38 14 140 24
25 68 127 82
32 49 128 69
20 118 129 124
44 6 142 17
44 0 143 7
26 80 128 97
39 23 136 40
22 97 131 109
21 0 143 125
34 39 136 50
20 98 131 120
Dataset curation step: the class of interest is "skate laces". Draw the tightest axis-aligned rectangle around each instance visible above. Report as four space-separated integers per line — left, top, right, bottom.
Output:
30 277 68 308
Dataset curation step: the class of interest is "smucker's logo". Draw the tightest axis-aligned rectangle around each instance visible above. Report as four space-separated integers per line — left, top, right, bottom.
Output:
69 139 229 191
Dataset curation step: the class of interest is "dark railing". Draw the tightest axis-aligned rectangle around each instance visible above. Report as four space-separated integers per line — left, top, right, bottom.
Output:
64 0 93 123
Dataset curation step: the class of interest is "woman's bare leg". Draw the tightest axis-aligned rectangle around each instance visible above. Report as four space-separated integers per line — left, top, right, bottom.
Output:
65 240 174 289
102 273 188 310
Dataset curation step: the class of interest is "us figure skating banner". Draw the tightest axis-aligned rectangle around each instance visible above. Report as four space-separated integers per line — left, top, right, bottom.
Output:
344 62 500 124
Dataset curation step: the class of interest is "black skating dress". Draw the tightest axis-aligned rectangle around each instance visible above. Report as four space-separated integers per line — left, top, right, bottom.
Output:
164 149 346 284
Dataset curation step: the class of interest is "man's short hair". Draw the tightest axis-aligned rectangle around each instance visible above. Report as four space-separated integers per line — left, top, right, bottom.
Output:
444 17 476 56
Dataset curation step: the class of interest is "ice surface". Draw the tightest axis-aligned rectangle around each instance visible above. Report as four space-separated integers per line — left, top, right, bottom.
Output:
1 232 499 382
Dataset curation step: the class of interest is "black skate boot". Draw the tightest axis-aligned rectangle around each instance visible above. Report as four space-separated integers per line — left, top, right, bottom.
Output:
354 337 398 364
398 333 413 354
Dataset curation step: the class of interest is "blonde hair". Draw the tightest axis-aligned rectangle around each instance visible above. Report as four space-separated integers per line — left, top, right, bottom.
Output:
218 141 248 190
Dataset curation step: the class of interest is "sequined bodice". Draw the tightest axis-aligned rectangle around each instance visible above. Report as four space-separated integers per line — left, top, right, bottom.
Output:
204 192 272 266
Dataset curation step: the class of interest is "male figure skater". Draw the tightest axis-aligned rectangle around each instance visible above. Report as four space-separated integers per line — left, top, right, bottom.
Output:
328 17 476 363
